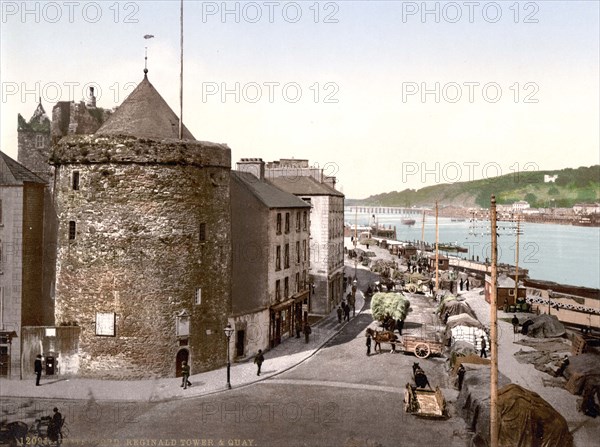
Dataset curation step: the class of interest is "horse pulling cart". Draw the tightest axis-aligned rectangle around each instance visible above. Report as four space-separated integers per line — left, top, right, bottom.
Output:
401 335 443 359
366 329 443 358
404 384 449 419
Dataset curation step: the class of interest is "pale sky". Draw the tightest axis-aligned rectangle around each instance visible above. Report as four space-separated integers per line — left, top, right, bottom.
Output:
1 0 599 199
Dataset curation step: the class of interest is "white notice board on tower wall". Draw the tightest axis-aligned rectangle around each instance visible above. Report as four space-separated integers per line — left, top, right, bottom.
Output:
96 312 115 336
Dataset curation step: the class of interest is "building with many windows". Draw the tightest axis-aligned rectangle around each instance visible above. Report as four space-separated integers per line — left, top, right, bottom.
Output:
262 159 345 315
230 162 311 356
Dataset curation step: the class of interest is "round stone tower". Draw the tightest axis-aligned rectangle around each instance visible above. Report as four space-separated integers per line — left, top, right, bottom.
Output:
50 75 232 378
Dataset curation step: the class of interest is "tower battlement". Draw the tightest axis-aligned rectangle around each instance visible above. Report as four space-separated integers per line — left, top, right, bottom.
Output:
50 134 231 168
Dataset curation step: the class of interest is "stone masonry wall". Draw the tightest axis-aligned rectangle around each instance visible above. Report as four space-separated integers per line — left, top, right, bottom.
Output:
18 131 51 181
52 135 231 379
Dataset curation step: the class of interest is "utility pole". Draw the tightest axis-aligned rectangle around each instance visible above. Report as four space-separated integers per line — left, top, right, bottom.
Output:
354 207 358 281
490 195 499 447
435 201 439 293
514 215 521 302
421 209 426 251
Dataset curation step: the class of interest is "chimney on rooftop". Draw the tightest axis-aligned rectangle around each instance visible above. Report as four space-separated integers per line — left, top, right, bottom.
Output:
237 158 265 180
323 175 337 189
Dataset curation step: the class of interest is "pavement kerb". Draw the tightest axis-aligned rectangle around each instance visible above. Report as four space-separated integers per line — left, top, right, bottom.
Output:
165 289 369 403
1 290 368 404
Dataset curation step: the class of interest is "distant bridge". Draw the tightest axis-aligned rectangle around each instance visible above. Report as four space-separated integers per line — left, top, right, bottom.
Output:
346 206 430 216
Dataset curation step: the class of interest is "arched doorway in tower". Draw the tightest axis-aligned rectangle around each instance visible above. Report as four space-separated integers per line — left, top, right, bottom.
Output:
175 349 189 377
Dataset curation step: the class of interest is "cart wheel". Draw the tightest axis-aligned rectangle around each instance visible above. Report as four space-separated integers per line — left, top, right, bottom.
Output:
414 343 430 358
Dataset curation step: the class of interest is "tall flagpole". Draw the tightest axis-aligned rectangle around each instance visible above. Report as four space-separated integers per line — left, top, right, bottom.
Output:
490 195 499 447
179 0 184 140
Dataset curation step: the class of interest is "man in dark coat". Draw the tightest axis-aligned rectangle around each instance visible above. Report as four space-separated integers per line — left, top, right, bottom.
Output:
480 336 487 358
303 322 312 343
180 361 191 389
396 318 404 336
34 354 42 386
366 334 372 356
511 315 520 334
254 349 264 376
48 407 62 442
344 304 351 322
337 306 343 323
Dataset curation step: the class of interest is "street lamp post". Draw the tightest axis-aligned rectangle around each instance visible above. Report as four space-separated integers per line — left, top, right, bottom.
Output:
224 323 234 389
351 279 358 317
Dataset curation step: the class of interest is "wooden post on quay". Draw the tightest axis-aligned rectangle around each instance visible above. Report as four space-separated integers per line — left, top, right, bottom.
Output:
435 201 439 293
514 215 521 302
490 195 499 447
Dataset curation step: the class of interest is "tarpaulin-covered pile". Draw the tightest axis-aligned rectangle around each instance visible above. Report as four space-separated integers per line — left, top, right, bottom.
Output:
445 313 488 351
496 384 573 447
370 292 410 321
458 371 573 447
563 354 600 416
456 367 510 447
438 296 477 319
527 314 566 338
564 353 600 395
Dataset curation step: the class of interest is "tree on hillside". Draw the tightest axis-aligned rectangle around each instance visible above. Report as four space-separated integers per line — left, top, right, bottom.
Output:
524 193 537 206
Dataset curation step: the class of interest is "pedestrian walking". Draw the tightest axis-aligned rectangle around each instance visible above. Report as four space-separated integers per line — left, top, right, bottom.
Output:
466 278 470 291
511 315 520 334
254 349 264 376
295 320 302 338
366 334 372 356
337 306 343 323
34 354 42 386
344 304 350 322
429 282 434 296
444 311 450 324
480 336 487 358
303 322 312 343
459 278 464 291
180 361 191 389
457 364 466 391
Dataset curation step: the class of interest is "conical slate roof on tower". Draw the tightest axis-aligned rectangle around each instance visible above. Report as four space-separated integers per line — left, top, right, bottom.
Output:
96 75 195 140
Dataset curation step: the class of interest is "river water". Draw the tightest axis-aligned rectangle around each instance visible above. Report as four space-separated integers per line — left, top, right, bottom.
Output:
347 210 600 289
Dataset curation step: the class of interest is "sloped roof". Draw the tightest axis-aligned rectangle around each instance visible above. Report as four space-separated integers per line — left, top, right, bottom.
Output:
267 175 344 197
96 75 195 140
232 171 311 209
0 151 46 185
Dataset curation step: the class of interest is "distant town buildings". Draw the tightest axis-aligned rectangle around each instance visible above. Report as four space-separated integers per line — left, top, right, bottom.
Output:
573 203 600 215
511 200 530 212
